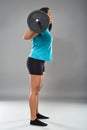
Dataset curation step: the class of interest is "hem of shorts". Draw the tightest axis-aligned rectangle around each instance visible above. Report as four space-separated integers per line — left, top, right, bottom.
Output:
29 73 43 75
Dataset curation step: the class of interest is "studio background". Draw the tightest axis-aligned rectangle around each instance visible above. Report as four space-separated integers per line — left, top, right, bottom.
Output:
0 0 87 100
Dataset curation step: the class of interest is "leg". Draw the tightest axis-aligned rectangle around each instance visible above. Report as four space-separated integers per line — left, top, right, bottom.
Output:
36 72 45 114
29 74 42 120
29 74 48 126
36 72 49 119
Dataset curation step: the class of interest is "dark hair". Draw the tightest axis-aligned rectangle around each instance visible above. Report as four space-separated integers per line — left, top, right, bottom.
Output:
40 7 49 13
39 7 52 31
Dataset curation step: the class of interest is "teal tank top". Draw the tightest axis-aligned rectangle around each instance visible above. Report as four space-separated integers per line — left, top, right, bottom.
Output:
29 29 53 61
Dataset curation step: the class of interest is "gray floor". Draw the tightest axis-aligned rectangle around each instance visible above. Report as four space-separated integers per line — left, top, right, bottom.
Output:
0 99 87 130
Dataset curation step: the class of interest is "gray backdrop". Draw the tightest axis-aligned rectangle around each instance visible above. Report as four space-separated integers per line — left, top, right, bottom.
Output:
0 0 87 100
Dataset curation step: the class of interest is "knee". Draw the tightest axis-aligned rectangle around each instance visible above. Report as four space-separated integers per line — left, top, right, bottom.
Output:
32 86 41 95
35 84 42 92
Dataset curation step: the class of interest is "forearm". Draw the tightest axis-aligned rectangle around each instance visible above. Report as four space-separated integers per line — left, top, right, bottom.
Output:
23 29 38 40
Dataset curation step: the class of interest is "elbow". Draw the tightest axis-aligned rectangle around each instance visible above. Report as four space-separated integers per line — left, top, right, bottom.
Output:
23 34 29 40
23 29 33 40
23 34 26 40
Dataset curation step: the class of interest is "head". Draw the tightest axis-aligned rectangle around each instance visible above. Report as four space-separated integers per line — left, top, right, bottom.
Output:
39 7 53 31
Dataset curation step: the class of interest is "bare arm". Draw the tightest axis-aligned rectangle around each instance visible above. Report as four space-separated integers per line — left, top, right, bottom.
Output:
23 29 38 40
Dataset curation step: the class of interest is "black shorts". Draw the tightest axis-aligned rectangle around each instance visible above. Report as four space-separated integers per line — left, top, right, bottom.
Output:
27 57 45 75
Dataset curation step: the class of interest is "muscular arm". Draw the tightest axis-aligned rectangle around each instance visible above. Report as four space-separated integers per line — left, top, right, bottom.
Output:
23 29 38 40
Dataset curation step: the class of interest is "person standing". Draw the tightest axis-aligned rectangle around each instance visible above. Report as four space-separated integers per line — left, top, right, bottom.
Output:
23 7 53 126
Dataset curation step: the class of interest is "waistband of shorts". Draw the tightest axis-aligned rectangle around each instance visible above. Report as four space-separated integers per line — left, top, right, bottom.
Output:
28 57 45 63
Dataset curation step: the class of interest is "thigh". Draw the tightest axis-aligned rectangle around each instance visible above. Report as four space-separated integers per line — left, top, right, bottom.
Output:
30 75 42 91
41 72 45 87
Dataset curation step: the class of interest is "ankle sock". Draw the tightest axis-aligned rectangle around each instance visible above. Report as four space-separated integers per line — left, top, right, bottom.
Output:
37 113 49 119
30 119 48 126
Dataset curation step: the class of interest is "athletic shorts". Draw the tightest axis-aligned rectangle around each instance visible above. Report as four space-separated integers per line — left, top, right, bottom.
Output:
27 57 45 75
